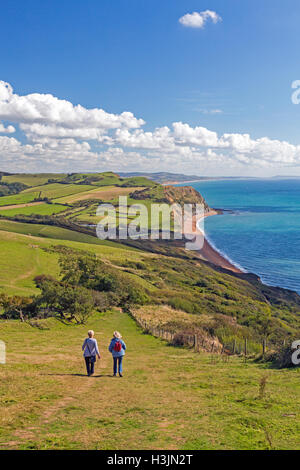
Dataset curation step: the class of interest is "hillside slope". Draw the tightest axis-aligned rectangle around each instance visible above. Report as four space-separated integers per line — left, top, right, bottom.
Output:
0 172 299 352
0 310 299 450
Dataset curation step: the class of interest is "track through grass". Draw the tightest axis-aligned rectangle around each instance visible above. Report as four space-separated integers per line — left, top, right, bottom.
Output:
0 310 299 450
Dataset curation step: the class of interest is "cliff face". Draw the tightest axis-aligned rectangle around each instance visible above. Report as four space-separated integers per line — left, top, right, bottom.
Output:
163 185 210 212
131 184 211 212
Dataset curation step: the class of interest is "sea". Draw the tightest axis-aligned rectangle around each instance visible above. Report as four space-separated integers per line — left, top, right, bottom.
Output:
177 179 300 294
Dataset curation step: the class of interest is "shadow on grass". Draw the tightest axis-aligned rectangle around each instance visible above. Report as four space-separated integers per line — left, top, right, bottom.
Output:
43 373 113 378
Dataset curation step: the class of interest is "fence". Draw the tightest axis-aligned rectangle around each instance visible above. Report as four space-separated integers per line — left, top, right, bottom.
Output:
130 311 275 357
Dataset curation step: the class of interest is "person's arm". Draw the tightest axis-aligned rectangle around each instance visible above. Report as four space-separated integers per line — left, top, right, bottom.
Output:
82 338 87 351
94 339 101 359
122 341 126 351
108 340 113 352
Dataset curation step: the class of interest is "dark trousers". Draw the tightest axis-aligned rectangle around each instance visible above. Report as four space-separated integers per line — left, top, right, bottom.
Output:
85 356 96 376
113 356 123 375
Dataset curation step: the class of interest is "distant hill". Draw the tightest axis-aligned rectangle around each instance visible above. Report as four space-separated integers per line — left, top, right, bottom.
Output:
118 172 257 183
118 172 206 183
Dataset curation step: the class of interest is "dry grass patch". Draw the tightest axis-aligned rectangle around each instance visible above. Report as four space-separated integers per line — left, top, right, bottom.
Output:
55 186 145 204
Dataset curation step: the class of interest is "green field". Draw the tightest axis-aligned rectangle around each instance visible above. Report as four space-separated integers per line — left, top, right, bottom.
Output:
0 203 67 217
0 228 150 296
2 174 66 186
22 183 95 199
0 309 299 450
0 193 39 207
0 231 60 296
0 220 141 251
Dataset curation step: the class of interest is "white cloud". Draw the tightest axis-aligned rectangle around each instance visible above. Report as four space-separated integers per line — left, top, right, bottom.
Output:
172 122 220 147
0 122 15 133
0 80 144 143
1 80 300 175
179 10 222 29
115 126 175 150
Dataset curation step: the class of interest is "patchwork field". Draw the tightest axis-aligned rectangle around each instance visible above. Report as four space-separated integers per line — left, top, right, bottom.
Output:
22 183 95 200
54 186 145 204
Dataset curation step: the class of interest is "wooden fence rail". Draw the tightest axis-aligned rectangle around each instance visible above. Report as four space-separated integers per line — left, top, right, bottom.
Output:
129 311 285 357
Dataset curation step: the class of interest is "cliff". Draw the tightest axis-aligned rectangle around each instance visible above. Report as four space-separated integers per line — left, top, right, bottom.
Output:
131 184 211 212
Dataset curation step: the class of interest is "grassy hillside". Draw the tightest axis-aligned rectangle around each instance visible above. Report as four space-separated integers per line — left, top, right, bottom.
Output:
0 219 133 246
0 172 299 348
0 203 67 217
0 227 155 296
1 173 66 186
0 309 299 450
0 172 299 450
0 193 39 207
0 223 299 348
0 231 60 296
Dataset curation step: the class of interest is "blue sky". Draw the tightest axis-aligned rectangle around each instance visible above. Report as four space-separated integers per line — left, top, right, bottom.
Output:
1 0 300 176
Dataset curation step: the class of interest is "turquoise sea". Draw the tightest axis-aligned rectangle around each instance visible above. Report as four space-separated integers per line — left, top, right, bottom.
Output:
179 179 300 294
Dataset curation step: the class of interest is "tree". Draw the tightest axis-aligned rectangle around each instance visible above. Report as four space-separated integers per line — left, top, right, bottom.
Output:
0 294 34 321
36 278 95 324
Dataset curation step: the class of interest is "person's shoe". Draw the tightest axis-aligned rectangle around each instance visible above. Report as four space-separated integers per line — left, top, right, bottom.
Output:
119 373 123 377
113 374 117 377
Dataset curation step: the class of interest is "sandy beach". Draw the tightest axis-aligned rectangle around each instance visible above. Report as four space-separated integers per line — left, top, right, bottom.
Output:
192 210 243 274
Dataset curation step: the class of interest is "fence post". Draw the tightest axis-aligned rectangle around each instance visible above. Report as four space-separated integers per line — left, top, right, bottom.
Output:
194 334 198 351
233 338 236 355
244 338 248 356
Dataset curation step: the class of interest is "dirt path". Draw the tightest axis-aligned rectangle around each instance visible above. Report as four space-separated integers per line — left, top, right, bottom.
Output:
0 202 43 211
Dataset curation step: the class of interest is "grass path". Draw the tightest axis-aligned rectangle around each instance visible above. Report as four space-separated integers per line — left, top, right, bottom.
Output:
0 310 299 450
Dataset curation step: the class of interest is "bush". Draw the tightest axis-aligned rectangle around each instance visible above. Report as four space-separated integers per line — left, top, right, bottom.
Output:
264 345 299 368
169 297 198 314
0 294 36 321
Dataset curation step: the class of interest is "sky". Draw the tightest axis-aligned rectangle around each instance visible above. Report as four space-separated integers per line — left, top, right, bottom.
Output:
1 0 300 176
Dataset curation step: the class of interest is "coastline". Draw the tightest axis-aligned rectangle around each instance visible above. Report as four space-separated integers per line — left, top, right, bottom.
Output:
192 210 243 274
163 180 203 185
